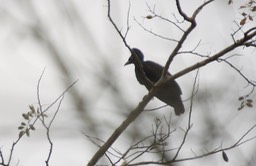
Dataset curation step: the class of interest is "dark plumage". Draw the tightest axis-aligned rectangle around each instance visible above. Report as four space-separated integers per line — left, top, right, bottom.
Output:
125 48 185 115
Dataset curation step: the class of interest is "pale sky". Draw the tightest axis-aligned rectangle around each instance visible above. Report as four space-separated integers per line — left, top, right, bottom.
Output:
0 0 255 166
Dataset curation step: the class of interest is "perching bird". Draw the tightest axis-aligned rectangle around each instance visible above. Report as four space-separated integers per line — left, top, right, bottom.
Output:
125 48 185 115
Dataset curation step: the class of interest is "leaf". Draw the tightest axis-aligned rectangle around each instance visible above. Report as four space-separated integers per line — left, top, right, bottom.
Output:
247 99 253 103
240 5 247 9
238 96 244 101
29 105 36 113
18 126 24 130
238 105 244 111
248 1 254 5
146 15 153 19
22 113 29 120
240 17 247 25
25 129 30 137
30 125 36 130
21 122 26 126
246 103 253 108
252 6 256 12
222 151 229 162
19 131 25 138
242 12 247 17
249 15 253 21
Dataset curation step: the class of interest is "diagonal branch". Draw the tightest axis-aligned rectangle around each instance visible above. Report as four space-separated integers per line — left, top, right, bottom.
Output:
154 27 256 91
88 24 256 166
106 0 153 88
87 1 256 165
162 0 214 77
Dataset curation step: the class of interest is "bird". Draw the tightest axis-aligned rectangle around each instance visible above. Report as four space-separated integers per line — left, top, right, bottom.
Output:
125 48 185 115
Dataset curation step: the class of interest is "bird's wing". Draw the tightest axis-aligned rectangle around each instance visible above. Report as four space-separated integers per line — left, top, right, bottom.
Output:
143 61 182 95
143 61 163 83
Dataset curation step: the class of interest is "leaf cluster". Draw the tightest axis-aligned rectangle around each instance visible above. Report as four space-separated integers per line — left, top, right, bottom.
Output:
18 105 47 138
238 96 254 111
239 0 256 25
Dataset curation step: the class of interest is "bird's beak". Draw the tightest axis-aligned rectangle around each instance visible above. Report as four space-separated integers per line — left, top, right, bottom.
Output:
124 60 131 66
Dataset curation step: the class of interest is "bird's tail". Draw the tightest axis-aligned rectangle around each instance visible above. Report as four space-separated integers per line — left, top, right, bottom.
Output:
173 100 185 115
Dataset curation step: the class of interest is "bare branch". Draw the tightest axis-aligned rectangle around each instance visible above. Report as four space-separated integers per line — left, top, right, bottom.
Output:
175 0 191 21
106 0 130 49
44 95 65 166
145 3 185 32
88 1 256 165
129 123 256 165
162 27 256 85
37 67 46 122
162 0 214 77
172 69 199 161
87 2 157 165
124 0 131 38
134 18 179 42
222 59 256 87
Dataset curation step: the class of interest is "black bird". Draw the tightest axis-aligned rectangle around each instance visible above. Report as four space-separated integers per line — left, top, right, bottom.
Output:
125 48 185 115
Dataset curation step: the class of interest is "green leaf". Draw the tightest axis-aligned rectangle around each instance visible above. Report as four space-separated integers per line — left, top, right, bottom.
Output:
18 126 24 130
22 113 29 120
25 129 30 137
30 125 36 130
29 105 36 113
238 105 244 111
19 131 25 138
146 15 153 19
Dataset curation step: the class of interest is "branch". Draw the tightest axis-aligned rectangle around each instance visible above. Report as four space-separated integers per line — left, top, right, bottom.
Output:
128 124 256 165
88 1 256 165
2 70 77 166
106 0 153 88
222 59 256 87
145 3 185 32
162 0 214 77
134 18 179 42
44 95 65 166
162 27 256 86
172 69 199 161
87 86 158 165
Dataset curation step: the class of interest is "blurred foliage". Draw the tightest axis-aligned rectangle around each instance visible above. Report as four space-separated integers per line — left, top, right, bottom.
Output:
0 0 255 166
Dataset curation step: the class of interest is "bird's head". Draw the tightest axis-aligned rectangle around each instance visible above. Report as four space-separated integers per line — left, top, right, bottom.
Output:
125 48 144 66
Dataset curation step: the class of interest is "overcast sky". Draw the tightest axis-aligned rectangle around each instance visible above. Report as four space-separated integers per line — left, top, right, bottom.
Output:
0 0 255 166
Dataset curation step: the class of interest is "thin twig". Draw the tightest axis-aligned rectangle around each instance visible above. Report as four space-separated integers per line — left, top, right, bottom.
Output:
88 0 256 165
172 69 199 161
146 2 185 32
134 18 179 42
